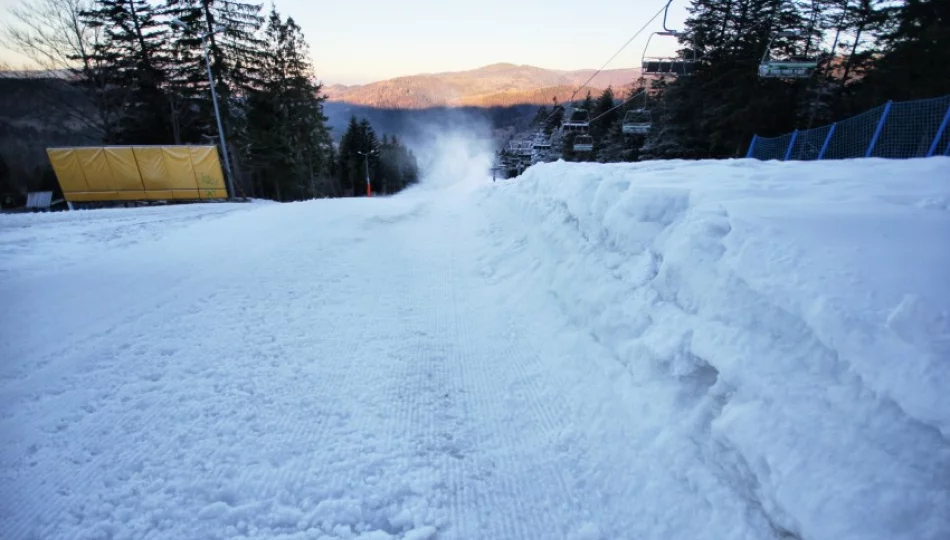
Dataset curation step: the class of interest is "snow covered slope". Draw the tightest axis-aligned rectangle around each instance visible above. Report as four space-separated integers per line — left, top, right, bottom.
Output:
1 156 948 540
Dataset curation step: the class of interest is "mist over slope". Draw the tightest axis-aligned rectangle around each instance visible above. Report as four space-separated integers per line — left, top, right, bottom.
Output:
323 102 537 146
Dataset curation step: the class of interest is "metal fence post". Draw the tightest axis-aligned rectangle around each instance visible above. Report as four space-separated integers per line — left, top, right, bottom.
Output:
865 101 893 158
783 130 799 161
746 135 758 159
927 102 950 157
817 123 837 160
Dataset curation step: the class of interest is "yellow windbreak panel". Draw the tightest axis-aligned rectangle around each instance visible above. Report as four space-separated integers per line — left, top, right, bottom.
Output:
189 146 227 198
46 148 89 201
144 190 173 201
161 147 198 190
201 188 229 200
133 147 171 192
76 148 116 193
69 192 117 202
104 147 146 193
173 189 201 200
49 145 224 202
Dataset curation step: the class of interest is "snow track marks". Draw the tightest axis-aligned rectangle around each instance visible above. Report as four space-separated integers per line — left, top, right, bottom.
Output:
2 197 608 539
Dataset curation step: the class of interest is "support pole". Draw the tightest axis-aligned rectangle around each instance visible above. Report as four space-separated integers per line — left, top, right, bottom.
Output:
204 39 235 199
817 123 837 160
364 154 371 197
784 130 799 161
865 100 893 158
927 102 950 157
746 135 758 159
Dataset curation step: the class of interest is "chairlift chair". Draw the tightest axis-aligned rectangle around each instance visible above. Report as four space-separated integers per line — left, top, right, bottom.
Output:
642 57 697 76
759 30 818 79
622 109 652 135
533 133 552 150
573 135 594 152
519 142 533 158
641 28 697 76
562 108 591 132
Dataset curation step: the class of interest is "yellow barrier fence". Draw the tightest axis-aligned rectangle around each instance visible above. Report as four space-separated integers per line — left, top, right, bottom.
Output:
46 145 228 203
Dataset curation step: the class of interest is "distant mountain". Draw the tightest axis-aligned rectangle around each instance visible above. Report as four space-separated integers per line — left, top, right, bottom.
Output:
323 63 642 108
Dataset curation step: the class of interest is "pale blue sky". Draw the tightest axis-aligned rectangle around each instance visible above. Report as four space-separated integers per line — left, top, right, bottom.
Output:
0 0 689 85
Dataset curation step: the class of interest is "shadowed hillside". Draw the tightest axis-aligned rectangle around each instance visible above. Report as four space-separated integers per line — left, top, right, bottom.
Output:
0 76 100 204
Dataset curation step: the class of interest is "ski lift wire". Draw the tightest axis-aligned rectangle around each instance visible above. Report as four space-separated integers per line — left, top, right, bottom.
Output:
568 1 670 103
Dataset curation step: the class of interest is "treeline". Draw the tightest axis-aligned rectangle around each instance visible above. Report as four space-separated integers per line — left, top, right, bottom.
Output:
337 116 420 196
521 0 949 163
1 0 418 201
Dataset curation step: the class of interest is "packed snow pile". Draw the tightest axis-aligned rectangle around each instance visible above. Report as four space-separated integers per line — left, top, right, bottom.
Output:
477 157 950 540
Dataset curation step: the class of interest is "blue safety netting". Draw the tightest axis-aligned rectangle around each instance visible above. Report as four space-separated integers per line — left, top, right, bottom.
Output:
788 124 833 161
748 93 950 161
870 95 950 158
747 133 794 161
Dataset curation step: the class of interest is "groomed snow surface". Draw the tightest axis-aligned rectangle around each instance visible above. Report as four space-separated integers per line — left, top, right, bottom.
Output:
1 156 949 540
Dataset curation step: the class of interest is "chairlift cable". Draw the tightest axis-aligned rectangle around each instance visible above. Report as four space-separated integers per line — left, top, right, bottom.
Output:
522 0 675 148
568 2 670 103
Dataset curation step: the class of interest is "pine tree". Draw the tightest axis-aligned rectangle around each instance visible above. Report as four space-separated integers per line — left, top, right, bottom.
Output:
377 134 420 194
0 154 10 201
338 116 361 195
80 0 171 143
530 106 550 132
852 0 950 104
338 119 418 196
591 87 617 143
545 106 564 136
646 0 819 158
246 6 331 200
580 91 595 116
337 117 381 197
164 0 265 146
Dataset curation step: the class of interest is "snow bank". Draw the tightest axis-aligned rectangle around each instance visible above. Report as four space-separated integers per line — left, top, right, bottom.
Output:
478 157 950 540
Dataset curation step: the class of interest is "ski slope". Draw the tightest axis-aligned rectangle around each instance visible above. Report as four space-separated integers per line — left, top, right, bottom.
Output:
1 156 949 540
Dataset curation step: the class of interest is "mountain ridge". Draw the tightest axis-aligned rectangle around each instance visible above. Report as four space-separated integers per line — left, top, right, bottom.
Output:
323 63 642 108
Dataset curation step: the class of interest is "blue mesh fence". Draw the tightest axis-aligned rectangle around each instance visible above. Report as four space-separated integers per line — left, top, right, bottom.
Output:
748 93 950 161
871 95 950 158
822 105 885 160
788 124 833 160
746 133 794 161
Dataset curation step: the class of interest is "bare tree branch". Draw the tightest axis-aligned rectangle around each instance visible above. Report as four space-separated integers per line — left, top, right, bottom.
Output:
1 0 99 73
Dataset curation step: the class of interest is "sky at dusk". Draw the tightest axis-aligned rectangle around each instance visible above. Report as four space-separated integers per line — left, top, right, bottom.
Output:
0 0 689 85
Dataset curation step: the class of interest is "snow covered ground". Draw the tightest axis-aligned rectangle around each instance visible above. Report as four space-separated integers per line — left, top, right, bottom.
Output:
1 155 948 540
